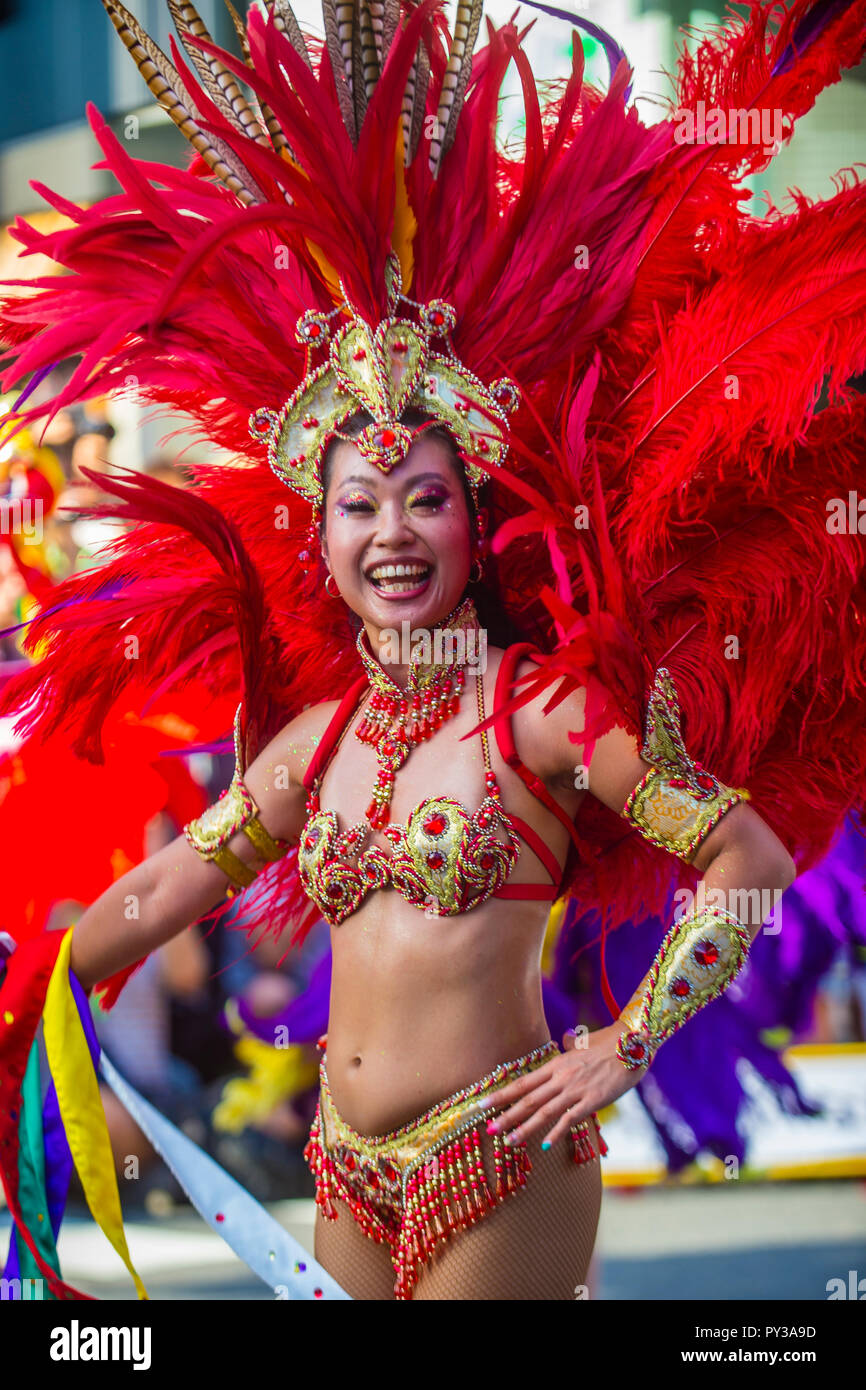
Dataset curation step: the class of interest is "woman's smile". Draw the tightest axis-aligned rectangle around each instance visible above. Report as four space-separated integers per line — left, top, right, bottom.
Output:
365 559 434 598
321 426 477 634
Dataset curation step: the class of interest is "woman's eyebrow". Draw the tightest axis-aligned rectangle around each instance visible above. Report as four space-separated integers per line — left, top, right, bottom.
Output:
338 471 450 490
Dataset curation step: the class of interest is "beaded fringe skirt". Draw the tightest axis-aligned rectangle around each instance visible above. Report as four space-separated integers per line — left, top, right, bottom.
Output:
303 1037 607 1300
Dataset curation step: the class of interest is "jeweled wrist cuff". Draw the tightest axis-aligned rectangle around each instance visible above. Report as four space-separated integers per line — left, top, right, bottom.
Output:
622 667 751 862
615 904 752 1072
183 704 288 893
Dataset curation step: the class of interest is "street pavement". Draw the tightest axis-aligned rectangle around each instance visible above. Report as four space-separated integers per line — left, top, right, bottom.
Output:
4 1178 862 1300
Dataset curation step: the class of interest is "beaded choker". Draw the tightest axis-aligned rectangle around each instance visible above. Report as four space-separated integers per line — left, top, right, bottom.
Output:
352 596 482 832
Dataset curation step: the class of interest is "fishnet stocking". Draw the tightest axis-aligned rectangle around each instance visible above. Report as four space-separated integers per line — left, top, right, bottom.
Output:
312 1123 602 1301
313 1196 397 1301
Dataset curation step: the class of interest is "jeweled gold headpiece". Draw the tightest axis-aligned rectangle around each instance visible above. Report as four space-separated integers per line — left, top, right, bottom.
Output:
248 251 519 511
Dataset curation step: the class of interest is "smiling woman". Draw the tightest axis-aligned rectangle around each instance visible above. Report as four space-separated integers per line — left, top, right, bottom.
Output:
320 410 477 626
1 0 864 1310
317 407 531 650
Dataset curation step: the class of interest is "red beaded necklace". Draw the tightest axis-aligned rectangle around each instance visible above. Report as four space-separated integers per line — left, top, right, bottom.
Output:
352 595 481 833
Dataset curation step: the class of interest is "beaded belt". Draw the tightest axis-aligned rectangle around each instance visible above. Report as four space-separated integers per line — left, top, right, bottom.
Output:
303 1038 607 1300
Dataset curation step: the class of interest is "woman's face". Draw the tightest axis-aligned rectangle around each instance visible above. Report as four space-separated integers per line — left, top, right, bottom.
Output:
320 432 473 632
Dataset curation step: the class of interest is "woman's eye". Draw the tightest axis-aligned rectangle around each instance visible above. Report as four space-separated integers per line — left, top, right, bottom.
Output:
409 493 446 509
338 497 374 513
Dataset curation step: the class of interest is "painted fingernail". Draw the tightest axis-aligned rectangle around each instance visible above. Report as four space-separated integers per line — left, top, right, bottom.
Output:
503 1132 518 1146
486 1119 498 1135
541 1140 551 1151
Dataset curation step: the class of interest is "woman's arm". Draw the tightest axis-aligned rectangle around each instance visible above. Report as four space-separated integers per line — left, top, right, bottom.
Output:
68 703 329 991
485 668 797 1148
511 660 796 896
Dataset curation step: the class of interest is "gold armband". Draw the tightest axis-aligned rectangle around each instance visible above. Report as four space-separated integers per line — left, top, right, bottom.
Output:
184 704 289 893
616 905 751 1071
622 667 751 862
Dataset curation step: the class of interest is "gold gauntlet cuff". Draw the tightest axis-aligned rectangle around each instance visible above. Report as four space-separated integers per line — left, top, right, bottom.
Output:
615 905 751 1071
184 704 288 894
622 667 751 862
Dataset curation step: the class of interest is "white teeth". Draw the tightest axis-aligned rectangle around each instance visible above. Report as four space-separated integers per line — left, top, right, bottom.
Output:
368 562 431 583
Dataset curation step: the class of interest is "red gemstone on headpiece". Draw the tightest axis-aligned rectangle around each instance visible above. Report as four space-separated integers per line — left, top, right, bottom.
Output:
426 851 445 869
353 348 366 360
480 853 494 869
302 416 319 428
430 310 444 326
693 939 719 967
375 428 396 447
670 977 691 998
422 812 447 836
696 773 715 790
307 323 321 338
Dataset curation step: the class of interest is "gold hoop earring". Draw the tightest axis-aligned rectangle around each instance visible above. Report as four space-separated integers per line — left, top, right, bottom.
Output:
324 572 339 597
471 559 484 583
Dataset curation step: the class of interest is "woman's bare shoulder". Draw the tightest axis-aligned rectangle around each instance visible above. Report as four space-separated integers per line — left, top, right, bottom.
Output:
495 647 588 786
282 697 345 762
250 697 348 787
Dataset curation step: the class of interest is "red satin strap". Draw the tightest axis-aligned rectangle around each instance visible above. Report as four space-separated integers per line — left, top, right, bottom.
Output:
492 643 582 854
302 675 368 792
493 882 558 900
501 811 563 884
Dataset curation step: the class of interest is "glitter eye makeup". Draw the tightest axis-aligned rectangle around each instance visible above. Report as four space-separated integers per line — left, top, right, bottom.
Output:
337 491 376 513
407 488 448 508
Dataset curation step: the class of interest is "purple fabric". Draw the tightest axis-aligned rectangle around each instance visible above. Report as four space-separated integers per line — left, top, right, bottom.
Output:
236 947 331 1045
1 1078 72 1285
0 947 20 1282
3 1229 20 1282
41 1078 73 1242
70 969 102 1066
551 815 866 1169
3 963 91 1280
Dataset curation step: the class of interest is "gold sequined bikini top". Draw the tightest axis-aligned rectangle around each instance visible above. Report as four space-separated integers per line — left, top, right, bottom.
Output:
298 643 583 927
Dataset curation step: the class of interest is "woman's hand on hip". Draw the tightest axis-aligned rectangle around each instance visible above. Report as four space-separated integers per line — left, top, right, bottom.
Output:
478 1025 646 1150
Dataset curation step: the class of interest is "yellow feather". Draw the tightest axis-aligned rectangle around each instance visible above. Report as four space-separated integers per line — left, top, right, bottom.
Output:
265 150 344 305
541 896 566 978
391 120 416 295
212 1035 319 1134
282 126 415 307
